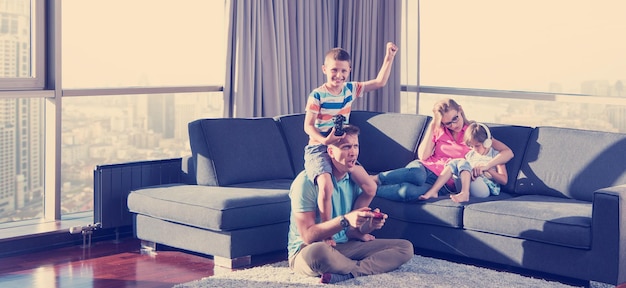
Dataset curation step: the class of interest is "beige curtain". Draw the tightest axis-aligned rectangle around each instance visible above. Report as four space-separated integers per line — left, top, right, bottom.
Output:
224 0 401 118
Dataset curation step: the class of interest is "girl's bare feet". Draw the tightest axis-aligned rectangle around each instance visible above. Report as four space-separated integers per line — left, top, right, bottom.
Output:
419 189 438 200
450 192 469 203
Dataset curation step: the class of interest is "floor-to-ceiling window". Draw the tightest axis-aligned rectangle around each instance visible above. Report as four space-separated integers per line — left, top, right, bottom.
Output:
2 0 626 234
0 0 46 225
0 0 226 227
401 0 626 133
59 0 227 216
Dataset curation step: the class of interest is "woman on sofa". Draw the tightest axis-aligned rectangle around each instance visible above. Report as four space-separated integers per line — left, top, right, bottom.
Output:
372 98 514 202
419 122 508 203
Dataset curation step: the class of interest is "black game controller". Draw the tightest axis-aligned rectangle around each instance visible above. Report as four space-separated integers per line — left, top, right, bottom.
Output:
333 114 346 136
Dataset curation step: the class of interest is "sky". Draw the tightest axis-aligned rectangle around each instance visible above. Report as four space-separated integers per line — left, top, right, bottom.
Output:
61 0 226 88
60 0 626 95
419 0 626 93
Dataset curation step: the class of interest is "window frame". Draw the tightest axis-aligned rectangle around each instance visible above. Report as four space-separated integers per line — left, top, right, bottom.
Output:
0 0 46 91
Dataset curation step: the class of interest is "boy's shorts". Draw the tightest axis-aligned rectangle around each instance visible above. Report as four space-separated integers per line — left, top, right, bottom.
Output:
446 158 500 196
447 158 472 176
304 144 332 183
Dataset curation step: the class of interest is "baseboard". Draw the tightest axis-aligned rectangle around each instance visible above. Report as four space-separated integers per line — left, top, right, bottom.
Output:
0 225 133 258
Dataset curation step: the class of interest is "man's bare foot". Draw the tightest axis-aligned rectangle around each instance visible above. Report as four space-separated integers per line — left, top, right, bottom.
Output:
419 190 438 200
323 238 336 246
346 229 375 242
450 192 469 203
359 233 376 241
350 232 375 242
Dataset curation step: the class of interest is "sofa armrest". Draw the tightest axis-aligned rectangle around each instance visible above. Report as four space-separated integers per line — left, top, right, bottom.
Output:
591 184 626 285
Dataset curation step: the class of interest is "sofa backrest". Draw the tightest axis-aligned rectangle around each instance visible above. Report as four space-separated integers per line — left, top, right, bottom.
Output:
515 126 626 201
188 118 295 186
274 111 430 175
274 113 308 176
487 124 534 194
349 111 431 174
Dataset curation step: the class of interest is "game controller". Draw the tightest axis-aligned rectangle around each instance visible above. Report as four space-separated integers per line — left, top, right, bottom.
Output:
371 212 384 219
333 114 346 136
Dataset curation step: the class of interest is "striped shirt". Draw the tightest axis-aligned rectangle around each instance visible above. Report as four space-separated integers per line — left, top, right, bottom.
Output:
305 82 365 133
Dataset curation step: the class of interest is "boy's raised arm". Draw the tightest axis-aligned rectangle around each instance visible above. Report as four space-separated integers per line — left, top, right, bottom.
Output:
362 42 398 93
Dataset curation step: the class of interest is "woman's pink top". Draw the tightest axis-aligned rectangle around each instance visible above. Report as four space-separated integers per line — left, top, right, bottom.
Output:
421 124 470 177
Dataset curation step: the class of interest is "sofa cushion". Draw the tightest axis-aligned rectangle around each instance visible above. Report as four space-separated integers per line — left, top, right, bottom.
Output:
274 111 431 175
227 179 294 190
516 126 626 201
371 196 463 228
487 124 533 194
188 118 295 186
463 195 592 249
127 184 290 231
274 113 308 175
371 193 513 228
349 111 431 173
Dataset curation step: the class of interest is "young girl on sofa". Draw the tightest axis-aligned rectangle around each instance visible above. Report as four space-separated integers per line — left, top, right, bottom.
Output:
419 122 508 203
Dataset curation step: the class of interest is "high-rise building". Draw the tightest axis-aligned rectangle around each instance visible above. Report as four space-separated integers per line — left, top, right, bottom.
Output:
607 106 626 133
16 98 44 206
0 99 17 216
147 94 176 139
0 1 44 219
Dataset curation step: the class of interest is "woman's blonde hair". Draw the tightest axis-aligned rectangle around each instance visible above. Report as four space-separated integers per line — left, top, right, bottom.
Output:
432 98 470 132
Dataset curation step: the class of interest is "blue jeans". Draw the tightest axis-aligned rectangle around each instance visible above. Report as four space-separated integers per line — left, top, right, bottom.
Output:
375 160 448 202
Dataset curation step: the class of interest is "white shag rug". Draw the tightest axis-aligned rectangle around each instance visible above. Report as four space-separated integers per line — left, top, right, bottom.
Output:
174 254 612 288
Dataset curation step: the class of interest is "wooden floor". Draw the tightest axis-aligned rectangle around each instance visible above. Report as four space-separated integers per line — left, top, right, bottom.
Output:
0 237 286 288
2 237 624 288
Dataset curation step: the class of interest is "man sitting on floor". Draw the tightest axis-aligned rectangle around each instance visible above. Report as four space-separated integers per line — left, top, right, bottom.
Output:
287 124 414 284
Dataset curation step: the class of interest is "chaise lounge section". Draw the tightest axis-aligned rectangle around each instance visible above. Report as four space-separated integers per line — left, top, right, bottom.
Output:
125 111 625 286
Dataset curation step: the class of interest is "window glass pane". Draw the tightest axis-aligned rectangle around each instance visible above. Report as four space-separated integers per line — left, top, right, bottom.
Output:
0 0 32 79
417 93 626 133
400 91 417 114
400 0 418 87
420 0 626 97
61 0 226 88
0 98 45 224
61 92 223 215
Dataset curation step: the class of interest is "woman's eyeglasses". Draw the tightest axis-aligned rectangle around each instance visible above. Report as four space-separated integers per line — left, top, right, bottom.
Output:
443 115 460 127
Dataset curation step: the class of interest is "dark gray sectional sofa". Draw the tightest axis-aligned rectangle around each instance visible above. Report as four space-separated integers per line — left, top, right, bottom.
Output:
126 111 625 286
